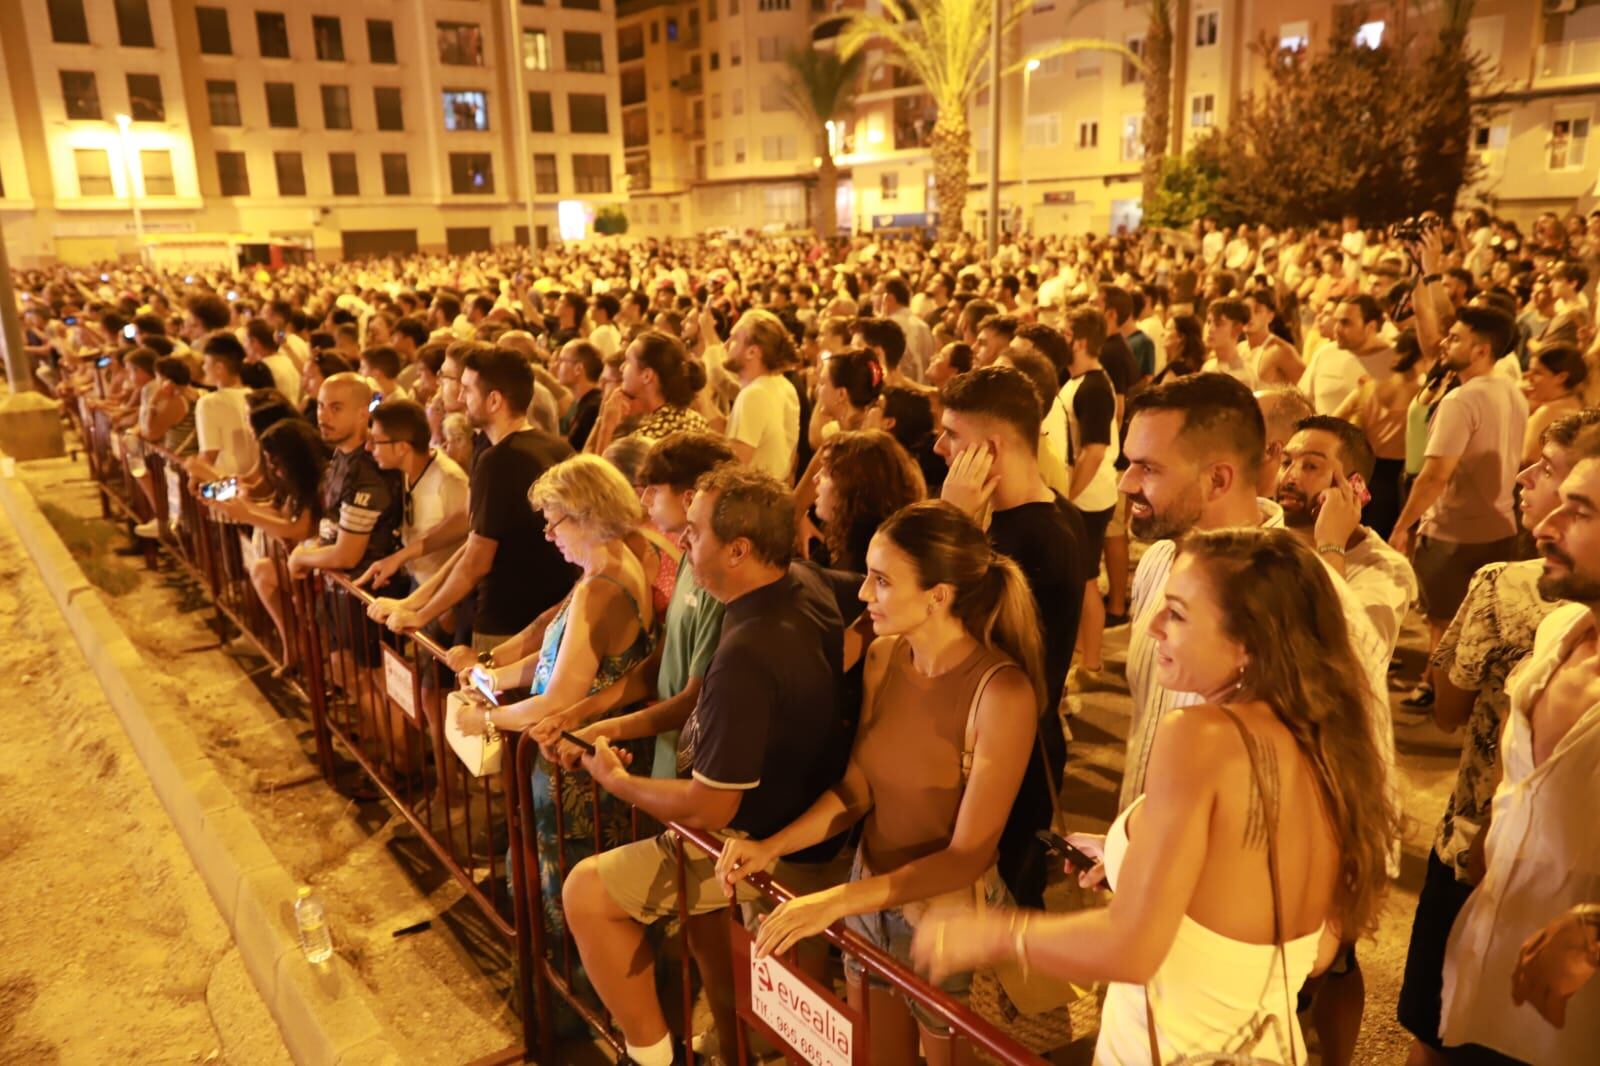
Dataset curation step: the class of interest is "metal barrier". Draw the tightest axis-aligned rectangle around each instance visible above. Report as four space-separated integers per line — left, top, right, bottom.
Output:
67 410 1050 1065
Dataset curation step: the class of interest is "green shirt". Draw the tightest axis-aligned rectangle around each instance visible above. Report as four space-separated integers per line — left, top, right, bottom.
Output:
651 560 725 778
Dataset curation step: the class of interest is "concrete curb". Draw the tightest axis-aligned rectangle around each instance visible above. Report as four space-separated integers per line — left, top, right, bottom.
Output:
0 459 413 1066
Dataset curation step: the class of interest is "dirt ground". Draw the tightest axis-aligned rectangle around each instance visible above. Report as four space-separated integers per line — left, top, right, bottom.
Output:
0 496 293 1065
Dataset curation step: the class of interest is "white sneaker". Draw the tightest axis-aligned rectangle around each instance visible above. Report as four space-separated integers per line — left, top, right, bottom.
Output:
133 519 159 538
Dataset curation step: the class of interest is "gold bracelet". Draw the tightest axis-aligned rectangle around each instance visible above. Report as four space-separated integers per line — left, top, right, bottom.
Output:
482 708 499 741
1011 912 1032 981
1574 903 1600 965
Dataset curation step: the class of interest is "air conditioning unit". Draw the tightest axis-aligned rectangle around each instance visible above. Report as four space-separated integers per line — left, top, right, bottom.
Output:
1545 0 1579 15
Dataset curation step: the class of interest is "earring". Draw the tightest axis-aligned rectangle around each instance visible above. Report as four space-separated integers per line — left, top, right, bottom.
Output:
1232 665 1247 697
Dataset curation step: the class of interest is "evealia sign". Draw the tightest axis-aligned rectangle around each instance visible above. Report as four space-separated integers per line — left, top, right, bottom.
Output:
749 950 853 1066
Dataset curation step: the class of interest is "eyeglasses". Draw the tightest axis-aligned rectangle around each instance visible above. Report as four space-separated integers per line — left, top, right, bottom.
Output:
545 513 571 539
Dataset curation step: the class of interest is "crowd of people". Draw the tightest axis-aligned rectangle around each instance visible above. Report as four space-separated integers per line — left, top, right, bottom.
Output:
19 204 1600 1066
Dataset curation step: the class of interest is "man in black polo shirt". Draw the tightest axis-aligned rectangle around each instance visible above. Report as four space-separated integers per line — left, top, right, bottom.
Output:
381 347 575 660
564 466 855 1066
935 365 1089 908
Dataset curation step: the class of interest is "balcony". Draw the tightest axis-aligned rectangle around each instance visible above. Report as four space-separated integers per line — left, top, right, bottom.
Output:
675 72 703 93
1538 38 1600 82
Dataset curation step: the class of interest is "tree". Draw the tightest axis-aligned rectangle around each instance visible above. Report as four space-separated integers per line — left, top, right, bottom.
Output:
1410 0 1488 216
1142 132 1238 229
840 0 1131 245
593 206 629 235
1139 0 1178 208
779 45 864 237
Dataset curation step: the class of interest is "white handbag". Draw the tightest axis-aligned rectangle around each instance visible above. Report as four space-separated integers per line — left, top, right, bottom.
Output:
446 690 504 777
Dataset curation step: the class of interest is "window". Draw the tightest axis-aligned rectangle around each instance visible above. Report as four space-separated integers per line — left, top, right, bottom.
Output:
572 153 611 193
1076 118 1098 148
880 172 898 201
48 0 89 44
730 0 740 13
710 93 721 119
710 51 720 71
314 16 344 61
761 135 794 160
217 151 249 196
265 83 297 128
116 0 155 47
708 0 718 21
1355 20 1385 49
712 141 724 166
619 25 644 62
139 149 175 195
524 29 552 71
1076 50 1101 77
734 137 745 163
758 36 780 62
127 74 164 122
529 91 555 132
274 151 306 196
207 81 241 126
731 89 744 115
381 153 410 195
758 0 790 9
60 71 101 121
534 153 558 193
74 148 113 195
1191 92 1215 129
322 85 352 129
1121 114 1145 161
442 91 489 131
1278 20 1309 52
375 87 404 131
759 83 785 112
622 68 646 106
731 39 742 66
1024 113 1060 148
438 22 484 66
195 7 231 54
1124 36 1144 85
449 153 494 193
329 152 359 195
368 19 397 64
1195 10 1218 47
569 93 609 133
565 32 604 72
563 0 601 9
666 17 679 41
1550 112 1591 170
257 12 290 58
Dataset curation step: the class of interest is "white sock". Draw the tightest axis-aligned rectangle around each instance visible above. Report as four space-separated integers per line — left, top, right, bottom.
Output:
626 1035 673 1066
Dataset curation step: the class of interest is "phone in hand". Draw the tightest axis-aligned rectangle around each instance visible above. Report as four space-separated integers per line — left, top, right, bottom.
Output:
559 730 596 756
1036 829 1098 874
123 323 137 340
469 666 500 706
201 477 240 502
95 356 113 368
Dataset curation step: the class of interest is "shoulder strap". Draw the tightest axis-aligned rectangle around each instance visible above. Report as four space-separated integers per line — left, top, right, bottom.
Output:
583 571 649 633
959 660 1012 784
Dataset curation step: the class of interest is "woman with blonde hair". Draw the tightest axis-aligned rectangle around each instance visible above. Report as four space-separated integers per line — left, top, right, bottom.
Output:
718 499 1042 1066
455 453 656 957
911 527 1399 1065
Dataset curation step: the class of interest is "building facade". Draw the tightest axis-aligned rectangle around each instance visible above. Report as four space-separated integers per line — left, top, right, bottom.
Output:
0 0 625 266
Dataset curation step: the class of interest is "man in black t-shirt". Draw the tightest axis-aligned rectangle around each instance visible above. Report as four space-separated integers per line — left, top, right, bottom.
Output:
563 466 857 1066
935 366 1088 908
554 339 604 450
382 348 576 657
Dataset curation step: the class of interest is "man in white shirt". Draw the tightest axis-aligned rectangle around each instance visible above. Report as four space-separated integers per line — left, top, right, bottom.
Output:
879 276 933 384
1297 294 1396 415
243 319 302 407
723 309 800 482
590 293 623 358
1199 298 1257 387
185 334 259 481
1440 429 1600 1063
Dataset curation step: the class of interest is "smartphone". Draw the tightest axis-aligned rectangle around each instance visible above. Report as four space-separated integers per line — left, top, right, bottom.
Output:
185 275 196 284
213 477 240 502
559 730 596 756
64 316 79 326
95 355 113 368
369 393 383 412
101 273 110 282
469 666 500 707
1035 829 1098 874
226 290 239 302
123 323 137 340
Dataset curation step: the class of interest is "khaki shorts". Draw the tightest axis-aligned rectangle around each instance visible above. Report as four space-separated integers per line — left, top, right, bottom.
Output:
598 830 850 926
1105 491 1128 539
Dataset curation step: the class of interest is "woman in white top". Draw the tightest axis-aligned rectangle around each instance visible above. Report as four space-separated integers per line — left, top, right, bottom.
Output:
912 528 1398 1065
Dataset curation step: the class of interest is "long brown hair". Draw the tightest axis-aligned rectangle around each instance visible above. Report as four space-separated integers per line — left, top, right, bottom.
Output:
1177 527 1397 940
877 500 1046 713
817 430 925 572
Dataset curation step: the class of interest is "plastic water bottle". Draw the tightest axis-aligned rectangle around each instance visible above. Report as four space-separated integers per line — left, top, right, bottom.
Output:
295 887 333 963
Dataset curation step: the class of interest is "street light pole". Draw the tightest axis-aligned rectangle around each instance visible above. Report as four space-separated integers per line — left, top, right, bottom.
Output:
0 209 33 393
115 114 147 265
1021 59 1038 236
985 7 1001 258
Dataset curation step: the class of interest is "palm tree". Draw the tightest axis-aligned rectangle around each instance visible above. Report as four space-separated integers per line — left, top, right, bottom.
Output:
779 46 864 237
1140 0 1179 207
840 0 1135 246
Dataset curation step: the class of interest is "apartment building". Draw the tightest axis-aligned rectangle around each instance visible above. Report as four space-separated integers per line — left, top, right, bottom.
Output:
0 0 625 266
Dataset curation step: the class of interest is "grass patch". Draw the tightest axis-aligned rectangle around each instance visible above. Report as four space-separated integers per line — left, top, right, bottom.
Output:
34 499 142 597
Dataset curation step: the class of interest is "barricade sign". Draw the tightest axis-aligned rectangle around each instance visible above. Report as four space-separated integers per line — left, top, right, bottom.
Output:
381 644 418 722
733 923 857 1066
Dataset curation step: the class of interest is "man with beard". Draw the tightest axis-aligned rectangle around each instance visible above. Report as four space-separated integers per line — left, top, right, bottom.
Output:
1398 409 1600 1065
1276 415 1416 654
1439 425 1600 1064
377 348 575 660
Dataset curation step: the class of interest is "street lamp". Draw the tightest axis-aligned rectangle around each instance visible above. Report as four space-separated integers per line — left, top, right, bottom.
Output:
114 114 147 264
1021 59 1039 236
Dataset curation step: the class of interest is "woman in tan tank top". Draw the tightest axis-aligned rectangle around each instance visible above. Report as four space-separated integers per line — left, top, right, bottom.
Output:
716 500 1045 1066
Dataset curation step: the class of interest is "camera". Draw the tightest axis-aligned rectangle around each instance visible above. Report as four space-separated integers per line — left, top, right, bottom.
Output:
1390 215 1441 243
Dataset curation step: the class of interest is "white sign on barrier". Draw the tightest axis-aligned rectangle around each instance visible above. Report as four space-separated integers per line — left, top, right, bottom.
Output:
749 949 852 1066
382 645 417 722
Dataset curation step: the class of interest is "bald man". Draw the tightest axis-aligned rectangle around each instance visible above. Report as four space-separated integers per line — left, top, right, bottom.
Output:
1255 385 1315 497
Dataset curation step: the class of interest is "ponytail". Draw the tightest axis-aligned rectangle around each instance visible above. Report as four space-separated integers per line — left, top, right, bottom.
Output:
960 554 1047 715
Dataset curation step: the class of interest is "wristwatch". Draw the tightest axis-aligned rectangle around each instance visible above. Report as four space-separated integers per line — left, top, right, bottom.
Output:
1317 543 1347 557
1574 903 1600 963
1422 272 1442 285
478 649 496 668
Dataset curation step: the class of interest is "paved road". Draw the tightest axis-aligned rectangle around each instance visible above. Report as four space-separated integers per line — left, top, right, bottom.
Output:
0 507 293 1066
